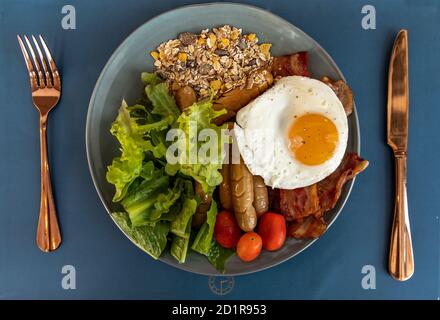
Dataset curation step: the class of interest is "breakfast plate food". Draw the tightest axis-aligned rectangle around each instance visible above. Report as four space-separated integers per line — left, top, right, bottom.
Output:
86 3 368 275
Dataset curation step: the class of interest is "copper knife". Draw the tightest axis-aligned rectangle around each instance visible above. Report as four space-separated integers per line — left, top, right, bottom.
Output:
387 29 414 281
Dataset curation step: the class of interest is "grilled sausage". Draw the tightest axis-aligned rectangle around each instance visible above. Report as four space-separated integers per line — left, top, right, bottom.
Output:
230 156 257 231
175 86 197 111
219 131 233 210
192 182 212 229
219 163 233 210
253 175 269 217
213 69 273 125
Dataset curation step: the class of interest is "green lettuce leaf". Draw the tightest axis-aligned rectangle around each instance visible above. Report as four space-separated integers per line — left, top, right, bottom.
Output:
191 201 218 256
106 101 171 201
170 180 197 238
160 201 182 222
141 72 160 86
166 99 228 195
148 178 185 222
143 72 180 122
207 241 235 273
170 218 192 264
111 211 169 259
106 102 144 202
122 175 185 227
170 198 197 238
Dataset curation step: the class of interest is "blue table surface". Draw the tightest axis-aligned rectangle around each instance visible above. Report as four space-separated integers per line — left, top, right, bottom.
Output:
1 0 439 300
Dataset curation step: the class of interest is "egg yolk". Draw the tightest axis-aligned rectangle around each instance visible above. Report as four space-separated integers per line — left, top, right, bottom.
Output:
287 113 339 166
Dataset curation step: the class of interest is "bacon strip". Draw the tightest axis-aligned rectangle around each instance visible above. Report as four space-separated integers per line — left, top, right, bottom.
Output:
321 76 354 116
280 153 369 239
271 52 310 78
316 153 369 214
280 185 320 221
287 216 327 239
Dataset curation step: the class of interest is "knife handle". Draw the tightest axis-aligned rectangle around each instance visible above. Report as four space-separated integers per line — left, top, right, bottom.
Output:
388 152 414 281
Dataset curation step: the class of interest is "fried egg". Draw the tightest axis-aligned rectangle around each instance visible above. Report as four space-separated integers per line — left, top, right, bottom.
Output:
234 76 348 189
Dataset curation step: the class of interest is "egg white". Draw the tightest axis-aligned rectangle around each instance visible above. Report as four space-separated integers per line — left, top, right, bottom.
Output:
234 76 348 189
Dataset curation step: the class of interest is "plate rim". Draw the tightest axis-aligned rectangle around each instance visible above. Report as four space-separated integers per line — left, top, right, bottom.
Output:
85 2 361 276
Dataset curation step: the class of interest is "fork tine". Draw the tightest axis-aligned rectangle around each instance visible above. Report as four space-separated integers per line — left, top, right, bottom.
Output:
39 35 60 90
24 35 45 87
31 35 52 87
17 35 38 91
31 36 48 74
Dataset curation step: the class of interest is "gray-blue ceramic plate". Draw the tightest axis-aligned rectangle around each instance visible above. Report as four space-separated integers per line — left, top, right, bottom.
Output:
86 3 360 276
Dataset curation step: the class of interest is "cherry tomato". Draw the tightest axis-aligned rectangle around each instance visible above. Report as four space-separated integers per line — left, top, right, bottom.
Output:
236 232 262 262
214 210 242 248
257 212 286 251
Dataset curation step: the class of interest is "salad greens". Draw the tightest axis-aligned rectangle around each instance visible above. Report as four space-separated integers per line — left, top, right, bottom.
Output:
170 220 192 264
106 72 232 270
191 201 218 256
165 99 228 195
111 212 169 259
207 241 235 274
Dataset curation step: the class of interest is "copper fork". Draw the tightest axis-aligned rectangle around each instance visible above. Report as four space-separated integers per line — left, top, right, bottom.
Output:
17 35 61 252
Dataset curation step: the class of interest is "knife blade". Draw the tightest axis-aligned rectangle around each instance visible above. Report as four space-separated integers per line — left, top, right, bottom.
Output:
387 29 414 281
387 30 409 152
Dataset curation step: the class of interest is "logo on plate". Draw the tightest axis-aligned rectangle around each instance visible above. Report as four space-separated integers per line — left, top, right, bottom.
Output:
208 276 234 295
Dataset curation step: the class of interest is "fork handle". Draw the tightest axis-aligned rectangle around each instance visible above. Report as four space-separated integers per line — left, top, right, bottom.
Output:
36 114 61 252
388 152 414 281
